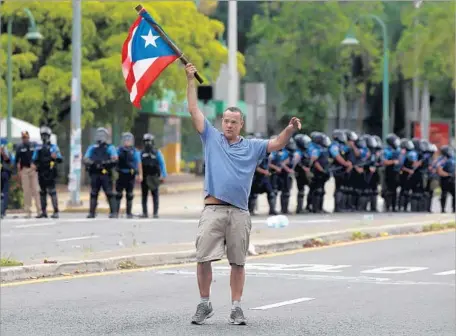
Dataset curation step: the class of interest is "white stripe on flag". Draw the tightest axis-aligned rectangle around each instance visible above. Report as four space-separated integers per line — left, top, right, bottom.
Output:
130 57 158 102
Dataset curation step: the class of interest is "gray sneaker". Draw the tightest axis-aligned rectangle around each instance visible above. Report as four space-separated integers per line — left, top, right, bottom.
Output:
229 307 247 325
191 302 214 325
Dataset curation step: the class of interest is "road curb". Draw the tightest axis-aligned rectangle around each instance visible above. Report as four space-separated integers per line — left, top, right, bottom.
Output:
1 220 454 283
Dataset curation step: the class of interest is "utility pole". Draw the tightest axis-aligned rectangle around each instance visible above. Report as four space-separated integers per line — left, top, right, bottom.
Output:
68 0 82 206
412 0 423 139
227 0 238 107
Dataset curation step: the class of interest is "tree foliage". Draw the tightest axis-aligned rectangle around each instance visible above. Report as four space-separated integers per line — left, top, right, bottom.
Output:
0 0 241 131
246 1 384 130
396 1 455 86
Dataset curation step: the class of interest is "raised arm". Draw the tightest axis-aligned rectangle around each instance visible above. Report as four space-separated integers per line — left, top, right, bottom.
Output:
185 63 205 134
267 117 301 153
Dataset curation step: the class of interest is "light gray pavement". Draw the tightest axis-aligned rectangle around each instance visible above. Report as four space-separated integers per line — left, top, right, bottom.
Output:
1 231 454 336
1 204 454 265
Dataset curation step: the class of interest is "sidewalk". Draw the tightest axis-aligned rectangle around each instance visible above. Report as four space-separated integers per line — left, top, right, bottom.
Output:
10 175 338 215
1 212 454 282
66 177 336 214
10 173 205 215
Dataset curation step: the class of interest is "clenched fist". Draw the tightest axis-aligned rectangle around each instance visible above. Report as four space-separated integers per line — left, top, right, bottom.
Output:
185 63 197 81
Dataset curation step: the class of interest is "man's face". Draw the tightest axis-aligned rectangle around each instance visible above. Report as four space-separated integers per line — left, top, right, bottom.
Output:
22 135 29 144
222 110 243 140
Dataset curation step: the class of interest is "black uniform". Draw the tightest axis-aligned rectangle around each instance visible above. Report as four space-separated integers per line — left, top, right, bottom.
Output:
1 144 13 218
248 156 275 215
382 134 401 212
84 130 118 218
33 127 62 218
141 134 164 218
398 140 418 211
116 145 139 218
294 134 312 214
309 134 331 213
439 146 455 213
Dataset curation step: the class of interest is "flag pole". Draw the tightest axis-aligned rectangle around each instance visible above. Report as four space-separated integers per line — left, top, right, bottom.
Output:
135 4 204 84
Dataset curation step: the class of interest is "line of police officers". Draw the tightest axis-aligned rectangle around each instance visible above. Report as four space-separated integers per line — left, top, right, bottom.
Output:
0 127 167 219
248 130 456 215
83 128 167 219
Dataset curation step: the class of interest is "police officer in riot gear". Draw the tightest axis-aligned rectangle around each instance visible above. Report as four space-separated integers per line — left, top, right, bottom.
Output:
344 130 360 211
329 130 352 212
248 134 275 215
115 132 142 218
141 133 167 218
32 126 63 219
382 134 401 212
351 136 370 211
309 133 331 213
437 145 455 213
268 136 285 214
84 127 118 218
409 138 427 212
370 135 383 212
398 139 418 211
294 134 313 213
277 137 297 214
425 143 439 212
1 138 13 219
362 135 379 212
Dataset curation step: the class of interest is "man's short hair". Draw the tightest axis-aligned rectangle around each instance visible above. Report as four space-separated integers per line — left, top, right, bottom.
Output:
224 106 244 121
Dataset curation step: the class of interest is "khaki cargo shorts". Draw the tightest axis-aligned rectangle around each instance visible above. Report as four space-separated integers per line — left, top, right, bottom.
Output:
196 205 252 266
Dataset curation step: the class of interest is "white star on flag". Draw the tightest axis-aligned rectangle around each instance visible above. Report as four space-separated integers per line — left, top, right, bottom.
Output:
141 29 160 48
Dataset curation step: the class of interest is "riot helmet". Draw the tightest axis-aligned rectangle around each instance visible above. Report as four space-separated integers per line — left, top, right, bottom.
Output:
332 129 347 144
321 134 331 148
420 139 430 153
428 143 437 154
386 133 400 149
440 145 455 158
122 132 134 147
373 135 383 150
400 138 414 151
412 137 425 153
143 133 155 149
40 126 52 144
346 130 358 142
310 131 322 144
355 137 366 149
362 135 377 150
95 127 109 144
285 137 297 152
295 134 312 151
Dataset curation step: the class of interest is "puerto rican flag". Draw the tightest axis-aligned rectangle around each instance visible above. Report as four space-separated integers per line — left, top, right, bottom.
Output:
122 11 179 108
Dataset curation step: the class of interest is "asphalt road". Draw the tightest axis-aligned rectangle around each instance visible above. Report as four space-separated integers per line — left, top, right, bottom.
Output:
1 211 453 264
1 231 455 336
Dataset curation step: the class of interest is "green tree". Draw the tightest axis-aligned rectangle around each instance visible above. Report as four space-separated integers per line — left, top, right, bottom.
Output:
396 1 455 85
0 1 239 131
395 1 455 120
246 1 384 131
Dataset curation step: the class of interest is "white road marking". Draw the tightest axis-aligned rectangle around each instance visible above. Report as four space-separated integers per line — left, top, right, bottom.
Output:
56 235 99 242
434 270 455 276
361 266 429 274
250 297 315 310
215 263 352 273
15 222 57 228
156 269 454 286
